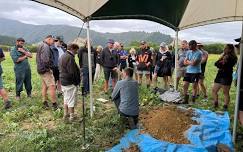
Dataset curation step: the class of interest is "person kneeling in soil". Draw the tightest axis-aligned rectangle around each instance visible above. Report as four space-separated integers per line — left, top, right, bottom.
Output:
59 44 80 122
111 67 139 129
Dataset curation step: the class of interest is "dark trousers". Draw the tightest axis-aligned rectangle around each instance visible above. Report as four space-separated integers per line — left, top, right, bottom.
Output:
82 67 95 93
15 68 32 96
114 98 138 129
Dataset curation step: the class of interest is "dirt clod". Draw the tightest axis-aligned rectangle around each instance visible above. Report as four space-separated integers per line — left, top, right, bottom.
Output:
122 144 140 152
140 105 197 144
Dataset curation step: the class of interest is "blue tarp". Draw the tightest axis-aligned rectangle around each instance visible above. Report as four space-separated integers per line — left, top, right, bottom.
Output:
107 109 234 152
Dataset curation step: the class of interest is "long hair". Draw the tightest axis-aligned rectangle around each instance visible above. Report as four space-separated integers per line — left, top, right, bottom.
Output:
220 44 237 63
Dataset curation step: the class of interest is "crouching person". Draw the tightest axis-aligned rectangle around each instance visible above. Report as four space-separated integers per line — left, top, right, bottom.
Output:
59 44 80 122
111 67 139 129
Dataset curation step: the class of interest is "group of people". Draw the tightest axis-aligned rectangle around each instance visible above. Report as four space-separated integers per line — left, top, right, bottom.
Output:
0 35 243 127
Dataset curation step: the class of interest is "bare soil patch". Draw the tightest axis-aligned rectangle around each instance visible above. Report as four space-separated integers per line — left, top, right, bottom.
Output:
140 105 198 144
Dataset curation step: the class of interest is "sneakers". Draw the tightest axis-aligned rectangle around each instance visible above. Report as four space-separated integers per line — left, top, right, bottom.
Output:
213 101 219 108
42 101 49 109
223 105 228 111
52 102 61 111
4 101 12 109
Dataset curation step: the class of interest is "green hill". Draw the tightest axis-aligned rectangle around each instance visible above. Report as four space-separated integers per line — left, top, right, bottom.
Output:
0 18 173 46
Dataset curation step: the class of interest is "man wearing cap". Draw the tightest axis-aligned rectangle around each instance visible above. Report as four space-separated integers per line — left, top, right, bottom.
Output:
36 35 59 110
183 40 202 104
0 47 12 109
117 43 128 71
197 43 208 99
136 41 152 87
101 39 119 93
10 38 32 100
50 36 66 96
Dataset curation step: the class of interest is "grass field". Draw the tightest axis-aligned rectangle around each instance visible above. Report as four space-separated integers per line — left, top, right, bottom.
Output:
0 52 242 151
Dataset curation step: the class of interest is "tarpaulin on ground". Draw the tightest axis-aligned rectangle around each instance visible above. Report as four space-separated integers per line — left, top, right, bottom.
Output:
107 109 234 152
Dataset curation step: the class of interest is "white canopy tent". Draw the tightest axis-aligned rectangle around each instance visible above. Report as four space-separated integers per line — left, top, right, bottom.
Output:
32 0 243 143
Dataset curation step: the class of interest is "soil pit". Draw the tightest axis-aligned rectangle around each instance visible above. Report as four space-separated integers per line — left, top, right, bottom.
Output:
140 105 198 144
122 144 140 152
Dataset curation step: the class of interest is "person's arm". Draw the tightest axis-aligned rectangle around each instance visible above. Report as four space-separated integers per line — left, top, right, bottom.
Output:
18 48 32 58
10 48 27 63
201 51 208 63
112 81 121 100
41 45 51 65
190 52 202 66
146 51 152 66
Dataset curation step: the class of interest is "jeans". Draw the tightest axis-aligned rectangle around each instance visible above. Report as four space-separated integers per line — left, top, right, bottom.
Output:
82 67 95 93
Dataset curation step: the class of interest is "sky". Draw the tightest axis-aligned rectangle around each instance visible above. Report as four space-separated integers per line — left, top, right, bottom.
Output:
0 0 242 43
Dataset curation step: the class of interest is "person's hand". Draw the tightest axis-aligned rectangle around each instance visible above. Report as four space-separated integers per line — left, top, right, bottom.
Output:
146 63 150 67
113 67 118 71
18 48 25 53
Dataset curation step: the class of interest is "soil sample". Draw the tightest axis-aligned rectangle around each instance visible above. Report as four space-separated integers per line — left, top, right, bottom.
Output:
122 144 140 152
140 105 198 144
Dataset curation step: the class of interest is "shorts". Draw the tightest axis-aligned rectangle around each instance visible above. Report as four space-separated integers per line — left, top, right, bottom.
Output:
137 70 150 75
176 68 186 78
52 67 59 82
104 67 118 81
62 85 78 108
0 74 3 89
154 65 160 74
214 75 232 86
183 73 200 83
40 70 55 87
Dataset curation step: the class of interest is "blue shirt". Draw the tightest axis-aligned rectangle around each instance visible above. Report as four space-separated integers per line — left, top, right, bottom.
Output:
111 78 139 116
118 50 128 64
186 50 202 73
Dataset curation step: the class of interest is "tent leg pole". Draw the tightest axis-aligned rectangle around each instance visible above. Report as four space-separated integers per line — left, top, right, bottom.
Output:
174 30 179 90
86 19 94 118
233 20 243 143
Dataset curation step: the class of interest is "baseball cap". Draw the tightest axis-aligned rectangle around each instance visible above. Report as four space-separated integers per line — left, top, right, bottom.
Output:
107 39 114 44
235 37 241 42
160 42 166 47
16 37 25 42
140 40 146 45
45 35 55 39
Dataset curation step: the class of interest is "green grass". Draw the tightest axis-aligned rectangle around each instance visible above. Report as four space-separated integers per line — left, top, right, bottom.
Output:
0 53 242 151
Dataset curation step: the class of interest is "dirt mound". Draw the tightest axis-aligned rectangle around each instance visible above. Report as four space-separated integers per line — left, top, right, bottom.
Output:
122 144 140 152
140 105 198 144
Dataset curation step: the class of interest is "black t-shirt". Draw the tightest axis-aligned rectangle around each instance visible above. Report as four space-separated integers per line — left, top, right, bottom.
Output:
155 51 172 67
136 49 152 71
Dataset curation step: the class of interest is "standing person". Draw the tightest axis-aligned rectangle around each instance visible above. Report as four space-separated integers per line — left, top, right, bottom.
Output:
78 39 96 94
176 40 189 90
153 42 172 90
112 67 139 129
94 45 103 82
50 36 65 96
212 44 237 110
150 47 157 82
168 45 175 87
118 43 128 71
101 39 119 93
197 43 208 99
36 35 59 110
10 38 32 100
136 41 152 87
0 48 11 109
128 48 138 80
235 37 243 125
59 44 80 122
183 40 202 104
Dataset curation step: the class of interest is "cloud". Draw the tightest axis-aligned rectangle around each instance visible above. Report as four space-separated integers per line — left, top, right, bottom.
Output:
0 0 242 43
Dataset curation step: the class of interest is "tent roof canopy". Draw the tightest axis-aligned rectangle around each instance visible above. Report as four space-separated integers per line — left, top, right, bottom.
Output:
32 0 243 30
